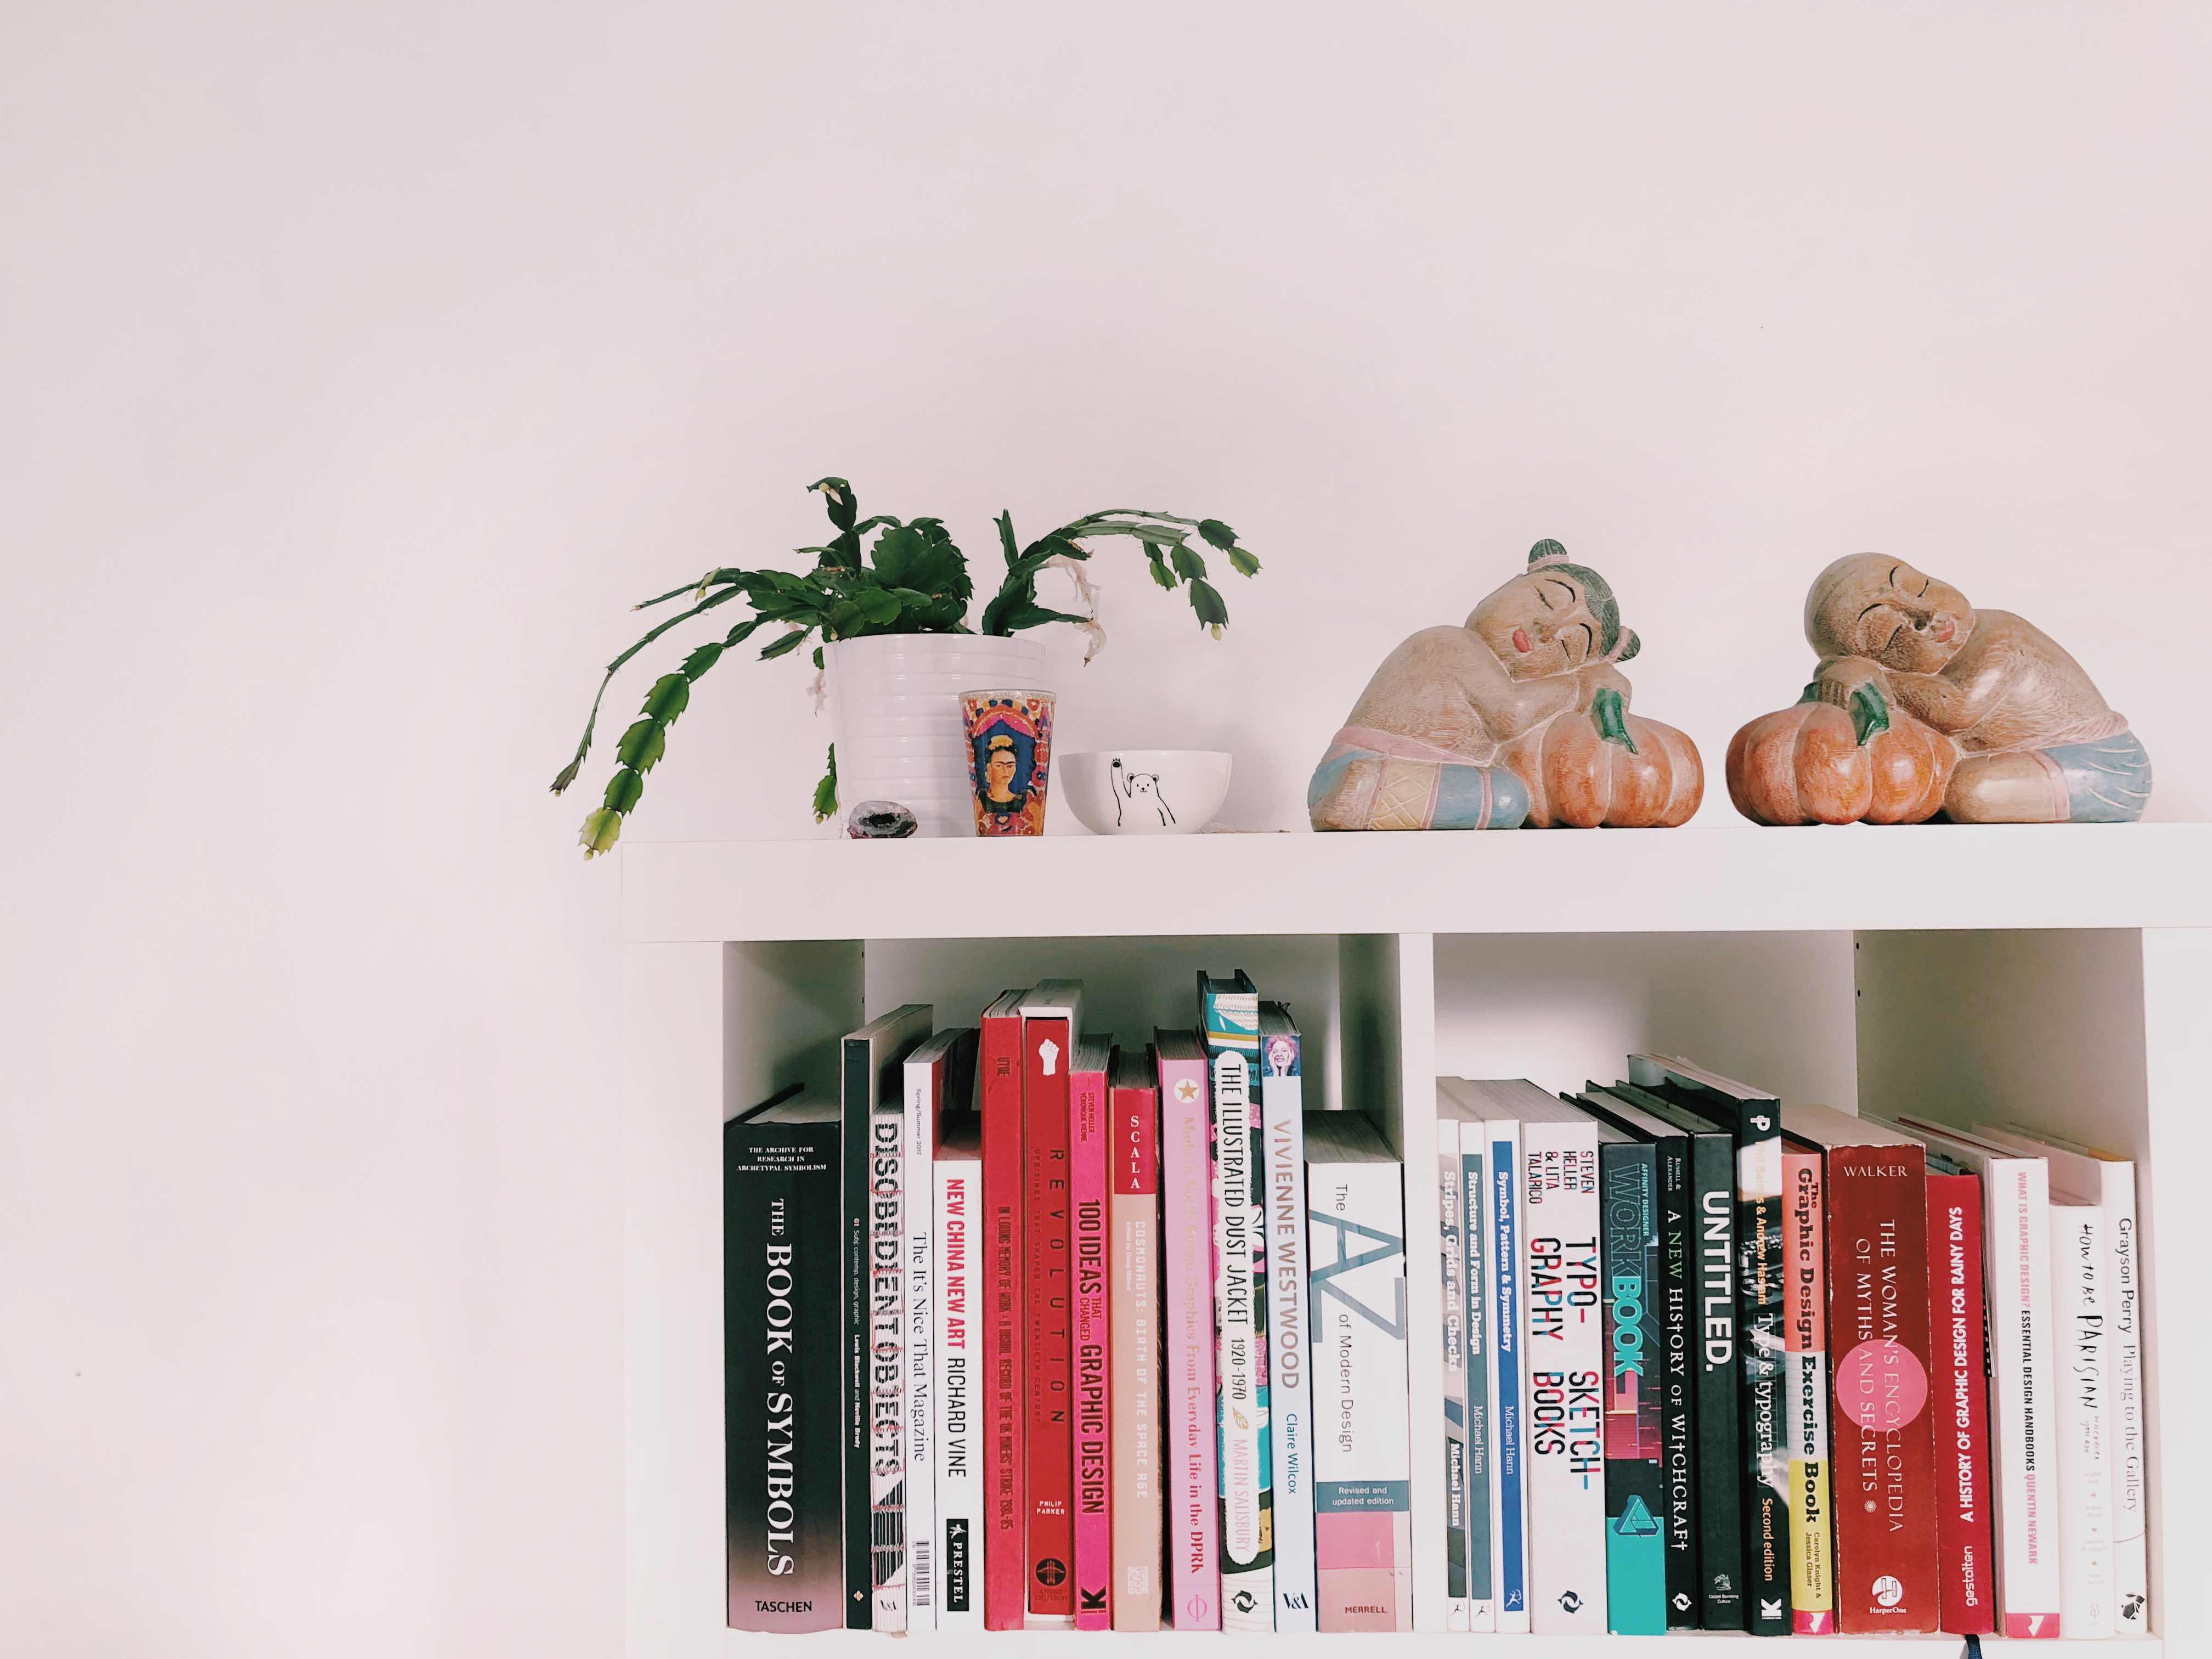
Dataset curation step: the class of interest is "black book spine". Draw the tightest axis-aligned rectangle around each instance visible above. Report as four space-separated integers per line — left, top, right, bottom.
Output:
1689 1132 1745 1630
1655 1134 1701 1629
726 1120 844 1631
1733 1105 1791 1638
841 1036 873 1628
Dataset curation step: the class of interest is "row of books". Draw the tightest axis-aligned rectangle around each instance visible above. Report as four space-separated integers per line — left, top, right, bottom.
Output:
1441 1062 2147 1641
722 983 2149 1638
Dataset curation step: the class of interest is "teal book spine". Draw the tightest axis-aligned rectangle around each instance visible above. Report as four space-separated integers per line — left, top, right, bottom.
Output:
1600 1141 1667 1634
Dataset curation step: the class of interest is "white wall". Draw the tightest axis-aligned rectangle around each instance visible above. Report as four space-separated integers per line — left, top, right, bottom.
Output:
3 4 2207 1653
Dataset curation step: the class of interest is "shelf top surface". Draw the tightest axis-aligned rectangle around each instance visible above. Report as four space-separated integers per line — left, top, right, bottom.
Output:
620 821 2212 943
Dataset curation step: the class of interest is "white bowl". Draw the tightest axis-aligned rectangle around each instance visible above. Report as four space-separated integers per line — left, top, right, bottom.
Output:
1059 750 1232 835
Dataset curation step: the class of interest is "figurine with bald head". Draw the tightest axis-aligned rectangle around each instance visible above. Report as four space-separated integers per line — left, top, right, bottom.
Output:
1310 539 1702 830
1796 553 2149 822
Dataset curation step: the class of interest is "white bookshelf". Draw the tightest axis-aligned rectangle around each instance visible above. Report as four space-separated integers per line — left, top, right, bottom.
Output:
623 824 2208 1655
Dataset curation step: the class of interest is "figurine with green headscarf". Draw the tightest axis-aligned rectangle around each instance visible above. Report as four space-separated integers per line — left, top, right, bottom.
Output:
1310 540 1704 830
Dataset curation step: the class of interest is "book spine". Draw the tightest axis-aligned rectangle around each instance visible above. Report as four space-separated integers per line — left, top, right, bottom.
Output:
1522 1119 1606 1633
1310 1154 1412 1630
1732 1107 1791 1637
1438 1136 1471 1630
725 1124 842 1632
1109 1078 1163 1630
2100 1167 2149 1637
840 1035 874 1628
1826 1144 1939 1631
1600 1140 1666 1634
902 1064 938 1630
1927 1171 1996 1636
978 1009 1026 1629
1070 1060 1113 1629
934 1160 983 1630
1655 1137 1701 1628
1984 1158 2061 1638
2052 1204 2115 1638
1209 1048 1273 1628
1160 1053 1220 1629
1780 1149 1833 1634
1690 1134 1746 1629
1023 1014 1074 1621
868 1104 908 1629
1459 1137 1496 1630
1264 1065 1318 1630
1487 1122 1531 1632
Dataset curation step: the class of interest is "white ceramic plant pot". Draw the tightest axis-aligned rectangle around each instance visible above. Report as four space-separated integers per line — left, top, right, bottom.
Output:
823 634 1049 838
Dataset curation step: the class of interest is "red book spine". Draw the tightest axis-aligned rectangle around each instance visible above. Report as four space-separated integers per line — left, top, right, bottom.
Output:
1928 1172 1997 1635
1025 1015 1075 1618
979 1003 1028 1629
1071 1054 1113 1629
1825 1144 1940 1632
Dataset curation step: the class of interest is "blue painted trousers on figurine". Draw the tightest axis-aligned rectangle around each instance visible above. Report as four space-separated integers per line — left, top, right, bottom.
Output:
2041 730 2152 822
1307 726 1530 831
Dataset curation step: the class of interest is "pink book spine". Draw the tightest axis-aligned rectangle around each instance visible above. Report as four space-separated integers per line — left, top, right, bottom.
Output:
1071 1052 1113 1629
1158 1044 1220 1630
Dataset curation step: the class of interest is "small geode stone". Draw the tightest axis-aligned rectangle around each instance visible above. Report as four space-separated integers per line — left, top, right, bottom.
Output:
846 799 918 839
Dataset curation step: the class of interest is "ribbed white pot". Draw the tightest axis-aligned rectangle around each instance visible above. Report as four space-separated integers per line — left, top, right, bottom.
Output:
823 634 1048 838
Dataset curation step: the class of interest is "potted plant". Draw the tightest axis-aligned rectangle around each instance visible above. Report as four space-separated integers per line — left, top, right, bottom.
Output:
552 476 1260 851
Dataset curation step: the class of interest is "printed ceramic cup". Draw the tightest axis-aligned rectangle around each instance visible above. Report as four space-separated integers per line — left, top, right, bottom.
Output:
961 689 1056 837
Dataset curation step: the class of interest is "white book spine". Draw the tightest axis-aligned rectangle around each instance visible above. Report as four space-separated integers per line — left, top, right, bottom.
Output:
1983 1156 2061 1637
1485 1119 1530 1634
1209 1049 1272 1628
932 1159 983 1630
1520 1118 1606 1634
902 1062 936 1630
1310 1154 1412 1630
2052 1204 2115 1638
1263 1065 1318 1630
867 1105 906 1630
1437 1123 1472 1631
1980 1130 2149 1638
2100 1166 2149 1637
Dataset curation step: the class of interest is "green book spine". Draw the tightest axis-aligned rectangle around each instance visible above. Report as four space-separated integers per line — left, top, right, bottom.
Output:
1600 1141 1667 1633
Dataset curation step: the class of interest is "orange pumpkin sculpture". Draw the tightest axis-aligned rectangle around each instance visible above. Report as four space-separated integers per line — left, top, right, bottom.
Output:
1310 539 1703 830
1726 680 1954 826
1725 553 2150 825
1502 690 1705 828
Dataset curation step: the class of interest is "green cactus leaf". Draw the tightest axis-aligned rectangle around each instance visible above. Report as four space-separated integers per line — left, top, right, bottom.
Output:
615 718 666 772
642 673 690 723
1188 577 1228 634
602 768 644 812
579 808 623 858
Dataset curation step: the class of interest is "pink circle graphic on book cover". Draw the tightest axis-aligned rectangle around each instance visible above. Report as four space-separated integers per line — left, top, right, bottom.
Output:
1832 1338 1929 1432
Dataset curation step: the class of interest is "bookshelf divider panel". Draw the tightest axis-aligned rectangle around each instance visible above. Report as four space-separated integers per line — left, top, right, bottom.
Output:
2138 928 2211 1649
624 940 732 1659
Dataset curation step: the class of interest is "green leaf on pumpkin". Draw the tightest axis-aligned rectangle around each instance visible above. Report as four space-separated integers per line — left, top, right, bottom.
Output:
1850 679 1891 746
1590 685 1638 752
